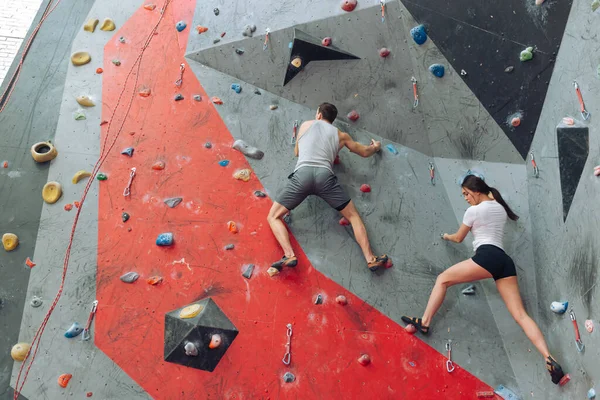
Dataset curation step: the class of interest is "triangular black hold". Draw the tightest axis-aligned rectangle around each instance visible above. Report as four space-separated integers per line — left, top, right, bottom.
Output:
557 125 588 222
284 29 360 86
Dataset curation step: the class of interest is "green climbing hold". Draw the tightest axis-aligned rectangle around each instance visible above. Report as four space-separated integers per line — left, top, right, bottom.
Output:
97 173 107 180
592 0 600 12
74 111 86 120
520 47 534 62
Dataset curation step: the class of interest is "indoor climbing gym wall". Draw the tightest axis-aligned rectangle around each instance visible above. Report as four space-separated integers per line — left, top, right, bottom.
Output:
0 0 598 399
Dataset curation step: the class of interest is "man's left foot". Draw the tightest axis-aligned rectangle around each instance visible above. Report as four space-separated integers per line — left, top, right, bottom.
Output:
546 356 566 385
367 254 388 271
271 255 298 269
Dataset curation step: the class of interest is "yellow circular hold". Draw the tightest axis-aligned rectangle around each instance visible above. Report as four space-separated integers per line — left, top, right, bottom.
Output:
291 57 302 68
42 181 62 204
72 170 92 184
2 233 19 251
76 95 95 107
31 141 58 163
100 18 116 31
71 51 91 66
11 343 31 361
179 304 204 319
83 18 99 32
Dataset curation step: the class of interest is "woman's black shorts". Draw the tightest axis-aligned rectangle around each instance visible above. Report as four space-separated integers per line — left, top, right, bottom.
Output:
471 244 517 281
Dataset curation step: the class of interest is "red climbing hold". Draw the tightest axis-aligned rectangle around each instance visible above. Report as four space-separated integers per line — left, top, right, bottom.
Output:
339 217 350 226
2 161 7 168
74 201 81 208
511 117 521 127
341 0 357 12
384 259 393 269
143 4 156 10
58 373 72 388
138 87 151 97
379 48 390 58
147 276 163 285
347 110 359 122
559 374 571 386
360 184 371 193
322 37 332 47
96 68 103 74
152 161 165 170
196 26 208 34
334 155 340 164
336 295 348 305
25 257 36 268
228 221 238 233
100 120 108 126
358 354 371 366
64 204 73 211
212 97 223 105
86 393 93 398
220 32 226 38
405 325 416 334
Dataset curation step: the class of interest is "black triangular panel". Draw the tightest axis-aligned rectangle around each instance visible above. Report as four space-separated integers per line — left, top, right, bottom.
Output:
284 29 360 86
557 125 588 222
401 0 574 159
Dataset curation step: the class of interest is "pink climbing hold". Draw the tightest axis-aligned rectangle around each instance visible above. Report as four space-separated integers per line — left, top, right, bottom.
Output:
339 217 350 226
336 295 348 305
594 166 600 177
347 110 359 122
511 117 521 127
341 0 357 12
379 48 390 58
360 184 371 193
334 155 340 164
358 354 371 366
384 259 393 269
405 324 417 334
322 37 332 47
585 319 594 333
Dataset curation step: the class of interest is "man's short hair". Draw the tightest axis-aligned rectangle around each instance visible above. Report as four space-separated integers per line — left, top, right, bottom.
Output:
318 103 338 123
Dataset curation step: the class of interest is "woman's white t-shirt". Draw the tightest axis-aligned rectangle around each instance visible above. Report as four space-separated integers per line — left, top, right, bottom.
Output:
462 200 507 252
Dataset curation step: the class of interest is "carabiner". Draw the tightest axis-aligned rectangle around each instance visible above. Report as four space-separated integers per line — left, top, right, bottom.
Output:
445 341 455 373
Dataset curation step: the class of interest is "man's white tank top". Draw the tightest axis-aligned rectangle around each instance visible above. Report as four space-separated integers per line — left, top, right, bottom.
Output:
294 120 339 174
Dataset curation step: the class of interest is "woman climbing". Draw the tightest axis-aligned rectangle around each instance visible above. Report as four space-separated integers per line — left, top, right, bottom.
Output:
401 175 566 385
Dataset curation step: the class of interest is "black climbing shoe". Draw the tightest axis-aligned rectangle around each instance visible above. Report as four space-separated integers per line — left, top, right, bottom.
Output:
546 356 565 385
271 256 298 270
367 254 388 271
401 316 430 335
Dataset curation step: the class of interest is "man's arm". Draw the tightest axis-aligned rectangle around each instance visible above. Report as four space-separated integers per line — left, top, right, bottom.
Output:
442 224 471 243
339 131 381 158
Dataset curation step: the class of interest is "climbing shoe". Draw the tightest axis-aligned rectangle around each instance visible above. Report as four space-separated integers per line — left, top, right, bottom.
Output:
401 316 430 335
271 256 298 270
367 254 388 271
546 356 565 385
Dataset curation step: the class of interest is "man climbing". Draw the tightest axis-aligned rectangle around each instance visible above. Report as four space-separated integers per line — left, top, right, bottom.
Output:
266 102 389 276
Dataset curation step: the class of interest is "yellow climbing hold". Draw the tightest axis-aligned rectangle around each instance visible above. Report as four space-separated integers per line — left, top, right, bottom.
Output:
100 18 116 31
72 170 92 184
83 18 99 32
31 141 58 163
76 96 95 107
179 304 204 319
42 181 62 204
233 169 252 182
71 52 91 66
11 343 31 361
291 57 302 68
2 233 19 251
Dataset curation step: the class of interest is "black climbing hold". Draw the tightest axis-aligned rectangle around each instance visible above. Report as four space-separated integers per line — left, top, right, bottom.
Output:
164 197 183 208
315 294 323 304
204 142 212 149
235 48 244 55
174 94 184 101
284 29 360 86
122 212 130 222
164 297 238 372
557 125 588 222
283 212 291 224
461 284 476 295
225 244 234 250
213 8 219 15
121 147 134 157
232 139 264 160
193 95 202 101
213 38 221 44
505 66 514 73
242 264 254 279
283 372 295 383
254 89 261 95
254 190 266 198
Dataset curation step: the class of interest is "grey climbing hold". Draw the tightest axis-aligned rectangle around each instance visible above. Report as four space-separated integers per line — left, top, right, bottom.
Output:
184 341 199 356
225 244 234 250
242 24 257 37
269 105 278 110
505 66 514 73
235 48 244 55
254 190 266 198
112 59 121 66
204 142 212 149
462 285 476 295
122 212 130 222
213 38 221 44
283 213 291 224
30 296 43 308
64 322 83 338
174 94 184 101
283 372 295 383
120 271 139 283
193 95 202 101
164 197 183 208
315 294 323 305
232 139 264 160
242 264 254 279
121 147 134 157
213 8 219 15
460 69 467 76
254 89 261 95
119 36 125 43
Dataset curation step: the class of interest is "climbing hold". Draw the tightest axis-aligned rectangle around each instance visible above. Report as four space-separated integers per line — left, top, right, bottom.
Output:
97 173 107 180
74 201 80 208
42 181 62 204
58 373 72 388
71 51 91 66
593 0 600 12
227 221 238 233
283 372 296 383
588 388 597 400
156 232 174 246
120 272 139 283
219 160 230 167
72 170 92 184
233 169 252 182
585 320 594 333
347 110 359 121
100 18 116 31
322 37 332 46
96 68 103 74
341 0 357 12
184 342 198 356
213 8 219 15
152 161 165 170
64 204 73 211
336 295 348 305
25 257 36 268
138 87 151 97
511 117 521 127
196 25 208 34
164 197 183 208
112 59 121 66
242 24 257 37
550 301 568 314
74 110 86 120
462 284 476 295
315 294 323 305
31 142 59 165
176 21 187 32
536 0 546 5
405 324 417 334
76 96 95 107
429 64 445 78
231 83 242 94
11 343 30 361
121 147 134 157
122 212 130 222
595 167 600 177
144 4 156 10
64 322 83 338
360 184 371 193
386 144 398 154
334 155 340 164
83 18 99 32
204 142 212 148
385 259 393 269
221 32 226 37
563 117 575 125
254 89 261 95
225 244 234 250
2 233 18 251
358 354 371 366
504 66 514 73
213 38 221 44
379 48 390 58
193 95 202 101
119 36 125 43
211 97 223 105
410 24 427 45
174 94 184 101
291 57 302 68
30 296 42 307
2 161 7 168
339 217 350 226
235 48 244 55
242 264 254 279
460 69 468 76
147 276 163 285
520 47 534 62
254 190 266 197
86 393 93 397
269 104 278 110
232 139 264 160
209 334 222 349
179 304 203 319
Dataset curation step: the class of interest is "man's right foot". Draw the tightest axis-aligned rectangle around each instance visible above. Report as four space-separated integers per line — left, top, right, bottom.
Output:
401 316 430 335
367 254 388 271
271 255 298 269
546 356 565 384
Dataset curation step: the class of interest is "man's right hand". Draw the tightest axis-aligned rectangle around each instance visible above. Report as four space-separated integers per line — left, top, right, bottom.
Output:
370 139 381 152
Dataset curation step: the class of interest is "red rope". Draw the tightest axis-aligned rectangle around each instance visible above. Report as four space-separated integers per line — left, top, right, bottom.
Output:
13 1 173 397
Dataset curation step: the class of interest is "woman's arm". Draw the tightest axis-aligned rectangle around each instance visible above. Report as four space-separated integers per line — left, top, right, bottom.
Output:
442 224 471 243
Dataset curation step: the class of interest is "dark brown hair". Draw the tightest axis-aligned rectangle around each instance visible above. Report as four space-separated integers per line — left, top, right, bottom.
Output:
318 103 338 123
462 175 519 221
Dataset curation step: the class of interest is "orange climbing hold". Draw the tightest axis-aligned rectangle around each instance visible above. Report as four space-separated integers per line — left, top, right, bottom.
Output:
209 334 222 349
196 25 208 34
58 373 72 388
147 276 163 285
152 161 165 170
138 87 151 97
25 257 36 268
227 221 238 233
64 204 73 211
339 217 350 226
511 117 521 127
405 324 417 334
144 3 156 10
96 68 103 74
2 161 8 168
212 97 223 105
74 201 81 208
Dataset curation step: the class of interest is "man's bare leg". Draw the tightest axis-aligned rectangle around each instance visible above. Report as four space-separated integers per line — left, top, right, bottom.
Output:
339 201 375 263
267 202 295 258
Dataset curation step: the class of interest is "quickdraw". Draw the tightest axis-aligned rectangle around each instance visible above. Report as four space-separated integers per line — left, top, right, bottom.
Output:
445 340 455 373
263 28 271 51
530 152 539 178
429 162 435 185
291 120 299 145
380 0 385 23
123 167 136 197
282 323 292 365
82 300 98 341
569 309 584 352
412 77 419 108
175 63 185 87
573 81 590 120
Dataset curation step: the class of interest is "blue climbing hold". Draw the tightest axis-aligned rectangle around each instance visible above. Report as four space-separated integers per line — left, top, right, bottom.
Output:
429 64 445 78
386 144 398 155
64 322 83 338
231 84 242 94
288 42 293 49
550 301 568 314
410 25 427 45
176 21 187 32
121 147 134 157
219 160 229 167
458 169 485 185
156 232 174 246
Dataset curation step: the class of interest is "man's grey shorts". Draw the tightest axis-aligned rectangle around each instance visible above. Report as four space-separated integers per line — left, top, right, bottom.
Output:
276 167 351 211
